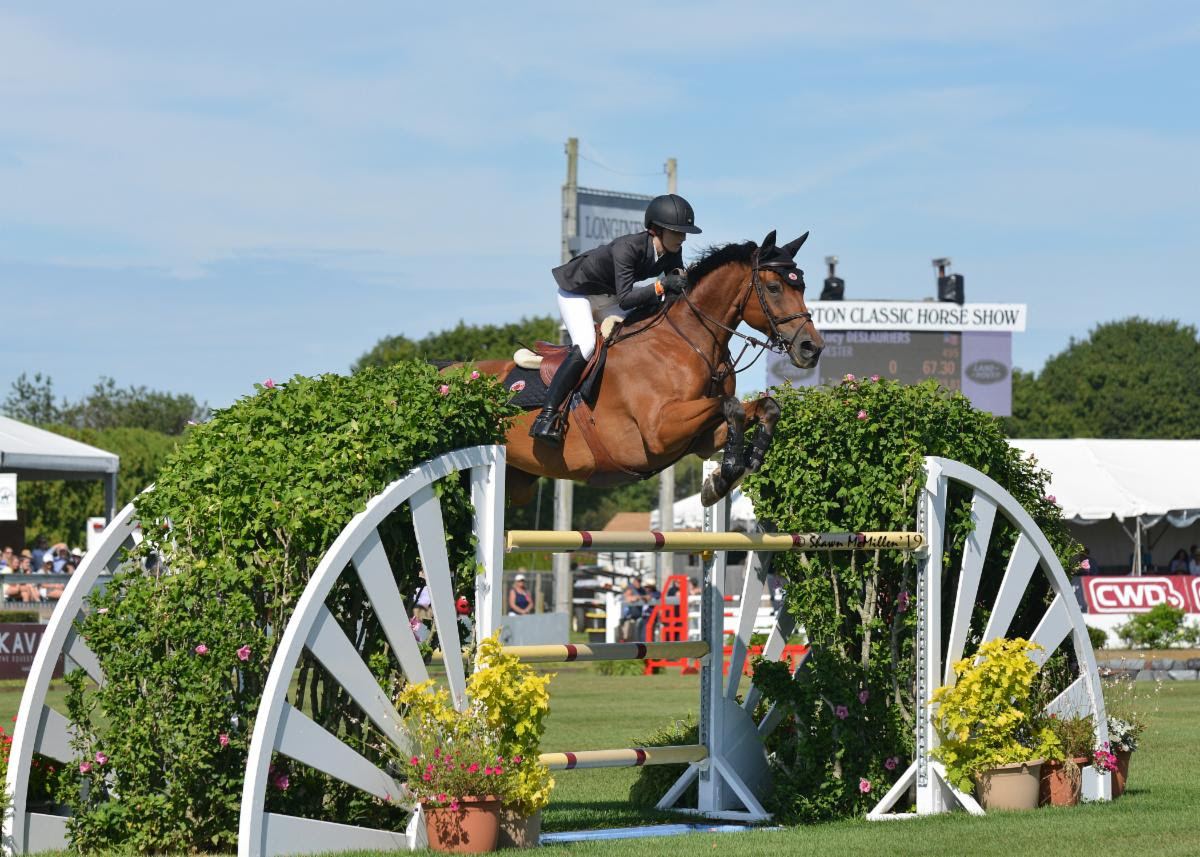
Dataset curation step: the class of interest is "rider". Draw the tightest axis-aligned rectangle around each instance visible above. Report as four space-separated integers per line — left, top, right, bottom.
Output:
529 193 703 442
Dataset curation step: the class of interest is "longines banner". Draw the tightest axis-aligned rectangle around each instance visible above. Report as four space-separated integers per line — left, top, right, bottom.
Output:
573 188 655 256
1080 576 1200 614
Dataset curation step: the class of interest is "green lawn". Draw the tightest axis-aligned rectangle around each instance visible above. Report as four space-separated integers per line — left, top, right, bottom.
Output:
3 672 1198 855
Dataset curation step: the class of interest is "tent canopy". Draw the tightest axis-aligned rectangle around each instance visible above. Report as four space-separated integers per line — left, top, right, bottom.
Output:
1011 439 1200 526
0 415 119 519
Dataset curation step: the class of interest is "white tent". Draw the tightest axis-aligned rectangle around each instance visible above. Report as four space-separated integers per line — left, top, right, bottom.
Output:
649 486 758 531
0 416 120 520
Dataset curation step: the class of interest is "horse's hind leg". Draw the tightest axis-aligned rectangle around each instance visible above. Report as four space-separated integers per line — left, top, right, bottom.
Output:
742 396 781 474
700 397 747 507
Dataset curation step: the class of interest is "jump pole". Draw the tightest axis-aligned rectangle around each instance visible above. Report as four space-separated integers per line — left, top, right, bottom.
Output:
506 530 924 552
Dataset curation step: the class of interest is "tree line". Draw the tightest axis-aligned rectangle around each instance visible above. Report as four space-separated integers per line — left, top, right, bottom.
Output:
5 316 1198 545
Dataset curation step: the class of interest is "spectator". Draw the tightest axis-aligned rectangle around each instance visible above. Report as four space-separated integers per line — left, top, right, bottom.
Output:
49 544 69 573
29 536 49 573
8 555 40 603
1190 545 1200 575
1 546 13 569
636 575 660 642
412 567 432 621
619 576 646 642
508 573 533 616
44 561 72 601
767 569 785 614
1168 548 1190 573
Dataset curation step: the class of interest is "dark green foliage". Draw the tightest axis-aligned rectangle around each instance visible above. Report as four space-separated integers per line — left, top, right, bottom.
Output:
1005 318 1200 438
0 611 39 623
742 377 1077 822
3 372 207 435
627 715 698 809
1087 624 1109 651
353 316 560 371
61 362 517 853
18 426 179 546
1115 604 1200 649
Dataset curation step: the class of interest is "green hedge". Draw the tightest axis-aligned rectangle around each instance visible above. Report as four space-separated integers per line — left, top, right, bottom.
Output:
740 378 1077 822
62 363 516 853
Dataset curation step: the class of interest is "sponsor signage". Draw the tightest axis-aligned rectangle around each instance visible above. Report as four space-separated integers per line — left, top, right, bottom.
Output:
1081 576 1198 614
0 473 15 521
0 623 62 680
807 301 1027 332
573 188 654 256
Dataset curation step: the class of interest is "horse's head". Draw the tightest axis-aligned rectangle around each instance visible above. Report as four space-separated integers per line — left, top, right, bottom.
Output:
742 230 824 368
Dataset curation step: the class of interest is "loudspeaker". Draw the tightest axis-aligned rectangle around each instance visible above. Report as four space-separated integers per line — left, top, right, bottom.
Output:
820 276 844 301
938 274 964 304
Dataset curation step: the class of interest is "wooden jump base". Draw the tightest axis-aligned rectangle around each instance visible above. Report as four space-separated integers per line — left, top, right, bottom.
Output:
505 529 924 553
539 745 708 771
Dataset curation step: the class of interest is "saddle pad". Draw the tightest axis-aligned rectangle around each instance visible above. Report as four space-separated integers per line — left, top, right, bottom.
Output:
500 365 548 410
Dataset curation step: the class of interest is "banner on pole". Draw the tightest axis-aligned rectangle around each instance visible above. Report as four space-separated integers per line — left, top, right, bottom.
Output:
0 474 16 521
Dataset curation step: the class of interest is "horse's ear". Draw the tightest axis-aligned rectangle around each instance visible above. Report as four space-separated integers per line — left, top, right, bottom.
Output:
782 231 809 258
760 230 777 251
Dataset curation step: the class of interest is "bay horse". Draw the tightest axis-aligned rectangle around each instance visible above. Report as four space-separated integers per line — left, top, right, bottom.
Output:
472 230 824 507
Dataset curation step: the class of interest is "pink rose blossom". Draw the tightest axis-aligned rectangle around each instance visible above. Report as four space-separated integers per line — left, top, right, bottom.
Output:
859 778 871 794
438 384 450 396
885 756 899 771
870 374 880 382
195 644 208 655
263 378 276 389
97 608 109 614
1080 558 1091 571
856 409 868 420
94 751 108 765
236 644 251 661
274 774 290 790
470 370 480 380
79 761 92 774
835 705 849 720
844 373 856 382
219 733 230 747
1044 494 1057 504
858 690 869 704
384 792 392 802
513 755 522 764
897 591 911 613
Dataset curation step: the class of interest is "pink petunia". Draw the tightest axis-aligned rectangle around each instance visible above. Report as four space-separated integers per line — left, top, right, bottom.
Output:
859 778 871 794
79 761 92 774
856 410 868 420
437 793 447 803
263 378 276 389
858 690 869 704
410 756 420 766
195 644 208 655
236 645 251 661
422 772 432 781
835 705 849 720
885 756 899 771
449 800 460 811
468 763 479 773
219 733 229 747
94 751 108 765
438 384 450 396
470 370 480 380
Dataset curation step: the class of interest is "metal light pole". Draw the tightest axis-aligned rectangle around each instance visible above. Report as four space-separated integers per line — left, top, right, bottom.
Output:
656 157 679 585
553 138 579 616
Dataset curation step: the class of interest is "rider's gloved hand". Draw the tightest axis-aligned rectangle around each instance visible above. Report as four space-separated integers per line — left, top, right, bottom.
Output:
658 272 688 295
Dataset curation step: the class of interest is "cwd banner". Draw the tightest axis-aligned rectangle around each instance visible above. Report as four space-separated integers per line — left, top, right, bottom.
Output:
0 473 16 521
1080 575 1199 614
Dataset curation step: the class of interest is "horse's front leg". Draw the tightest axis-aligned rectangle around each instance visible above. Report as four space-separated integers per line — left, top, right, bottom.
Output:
742 396 781 474
700 397 747 507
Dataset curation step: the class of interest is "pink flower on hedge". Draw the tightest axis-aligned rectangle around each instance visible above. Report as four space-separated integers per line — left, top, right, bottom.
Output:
858 690 869 704
449 799 459 811
1044 494 1057 504
274 774 289 790
422 772 432 782
263 378 276 389
856 409 868 420
870 374 880 382
438 384 450 396
468 763 479 773
897 591 911 613
859 778 871 794
470 370 480 380
885 756 899 771
195 644 208 655
94 751 108 765
219 733 230 747
79 761 92 774
410 756 420 766
513 755 522 764
1080 559 1091 571
844 373 856 382
236 645 251 661
484 766 494 775
835 705 849 720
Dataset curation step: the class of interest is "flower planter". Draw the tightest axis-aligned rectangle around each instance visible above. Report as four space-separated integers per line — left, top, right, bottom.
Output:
423 795 502 853
1038 757 1089 807
1111 749 1133 797
497 806 541 849
974 760 1043 811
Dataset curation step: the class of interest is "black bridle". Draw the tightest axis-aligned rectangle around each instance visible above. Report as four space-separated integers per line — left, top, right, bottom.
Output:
663 248 814 391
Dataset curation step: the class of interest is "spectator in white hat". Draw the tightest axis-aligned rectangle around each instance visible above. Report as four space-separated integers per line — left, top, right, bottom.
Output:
508 572 532 616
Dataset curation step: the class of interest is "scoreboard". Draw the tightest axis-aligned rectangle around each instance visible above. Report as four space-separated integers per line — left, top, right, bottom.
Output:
764 301 1027 416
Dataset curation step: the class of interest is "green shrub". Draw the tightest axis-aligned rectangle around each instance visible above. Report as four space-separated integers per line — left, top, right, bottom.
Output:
1116 604 1200 649
628 715 698 808
1087 624 1109 651
0 610 40 623
61 363 516 853
743 378 1077 822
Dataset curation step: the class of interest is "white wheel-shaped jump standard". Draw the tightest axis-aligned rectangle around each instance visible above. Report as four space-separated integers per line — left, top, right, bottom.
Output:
3 501 143 854
238 445 505 857
869 456 1110 819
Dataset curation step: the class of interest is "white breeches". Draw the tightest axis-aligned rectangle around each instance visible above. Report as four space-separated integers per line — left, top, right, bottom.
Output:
556 288 626 359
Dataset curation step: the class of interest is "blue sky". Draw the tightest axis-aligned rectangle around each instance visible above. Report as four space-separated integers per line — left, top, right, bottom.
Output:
2 2 1197 410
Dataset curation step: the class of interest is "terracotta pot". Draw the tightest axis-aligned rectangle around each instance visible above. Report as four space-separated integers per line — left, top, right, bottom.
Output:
423 795 501 853
974 760 1043 811
1038 757 1089 807
1111 749 1133 797
497 806 542 849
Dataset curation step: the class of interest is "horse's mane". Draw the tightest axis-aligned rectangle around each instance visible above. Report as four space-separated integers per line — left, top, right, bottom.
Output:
687 241 757 285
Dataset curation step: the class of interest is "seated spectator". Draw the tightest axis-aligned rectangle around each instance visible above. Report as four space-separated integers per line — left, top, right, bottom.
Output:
1168 548 1190 573
1191 545 1200 575
1 546 13 569
507 573 533 616
44 562 72 601
10 555 40 602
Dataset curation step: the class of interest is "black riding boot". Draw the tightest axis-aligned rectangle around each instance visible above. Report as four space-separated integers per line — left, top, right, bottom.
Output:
529 346 587 443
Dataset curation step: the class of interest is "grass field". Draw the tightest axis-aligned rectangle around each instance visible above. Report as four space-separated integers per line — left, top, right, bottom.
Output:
3 671 1198 856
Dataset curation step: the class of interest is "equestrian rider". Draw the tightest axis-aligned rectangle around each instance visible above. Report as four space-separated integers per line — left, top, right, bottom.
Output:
529 193 702 442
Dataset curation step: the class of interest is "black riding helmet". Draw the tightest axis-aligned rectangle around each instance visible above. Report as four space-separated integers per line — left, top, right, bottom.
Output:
644 194 702 235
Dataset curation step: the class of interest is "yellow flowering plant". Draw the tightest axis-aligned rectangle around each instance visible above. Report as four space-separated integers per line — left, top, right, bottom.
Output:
929 637 1060 792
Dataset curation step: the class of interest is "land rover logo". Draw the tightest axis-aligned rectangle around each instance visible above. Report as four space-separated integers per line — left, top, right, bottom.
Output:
965 359 1008 384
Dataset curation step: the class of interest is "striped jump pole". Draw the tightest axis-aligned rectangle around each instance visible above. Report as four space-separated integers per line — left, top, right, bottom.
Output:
505 529 924 553
539 745 708 771
500 641 710 664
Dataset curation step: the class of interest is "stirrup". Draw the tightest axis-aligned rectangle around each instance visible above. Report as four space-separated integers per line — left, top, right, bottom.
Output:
529 408 565 443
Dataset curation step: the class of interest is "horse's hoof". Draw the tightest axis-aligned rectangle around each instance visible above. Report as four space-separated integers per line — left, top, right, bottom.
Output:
700 474 722 507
